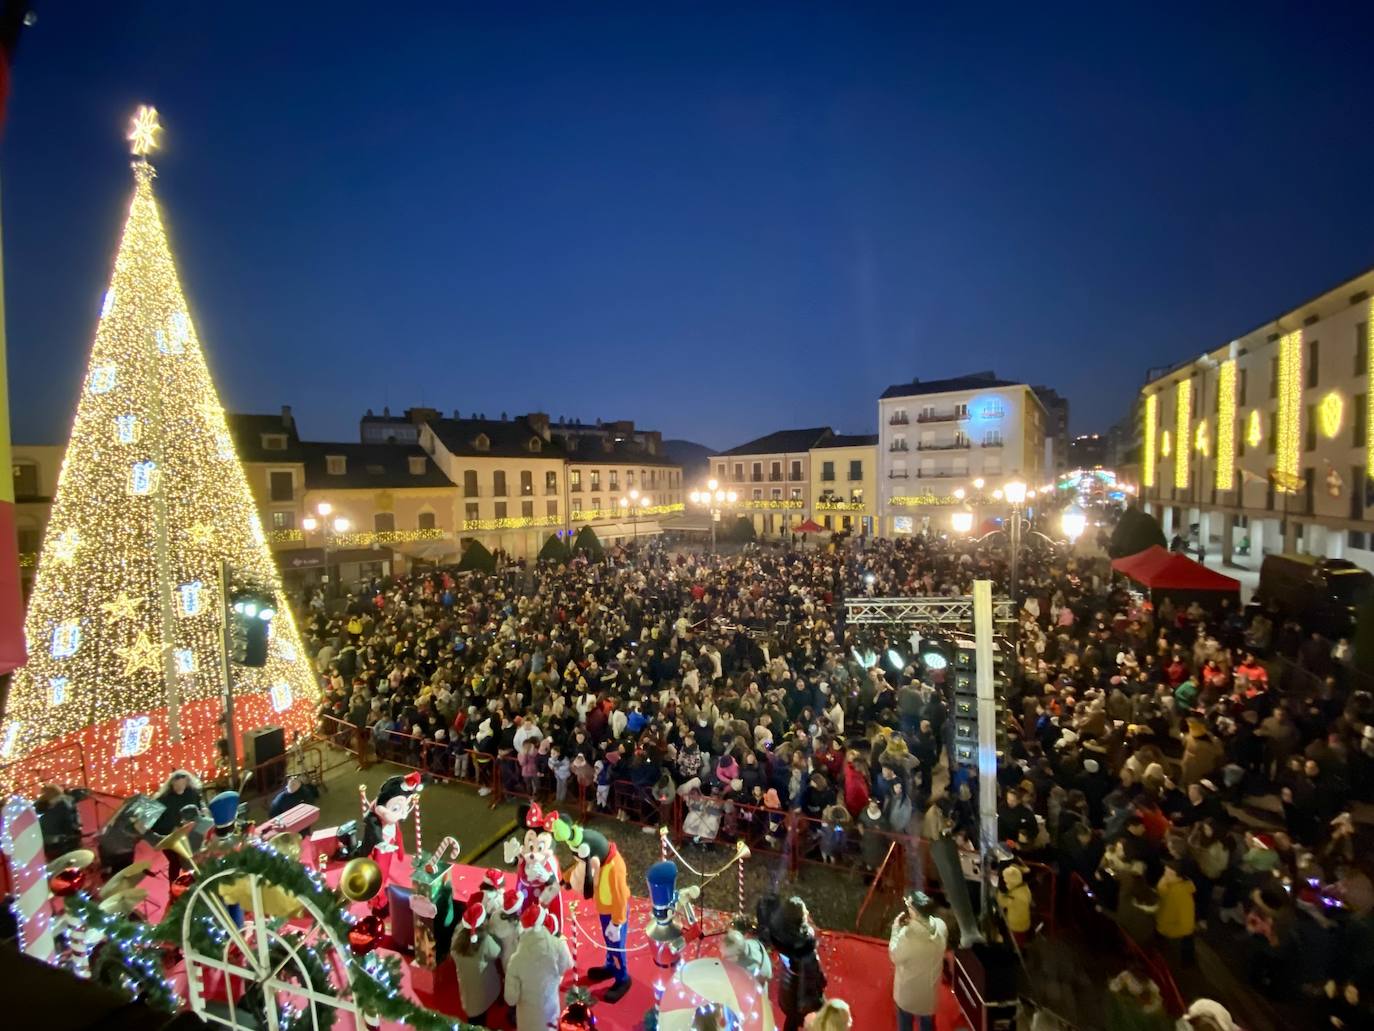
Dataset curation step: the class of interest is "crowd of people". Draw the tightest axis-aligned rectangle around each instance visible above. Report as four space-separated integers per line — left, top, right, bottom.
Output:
305 522 1374 1029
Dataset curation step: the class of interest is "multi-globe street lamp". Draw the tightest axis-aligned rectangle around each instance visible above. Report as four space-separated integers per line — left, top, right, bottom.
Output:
688 478 738 553
301 501 351 597
618 487 651 545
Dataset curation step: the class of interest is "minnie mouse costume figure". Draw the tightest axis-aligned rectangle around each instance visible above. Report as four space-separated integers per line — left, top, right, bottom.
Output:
357 772 423 912
504 802 567 934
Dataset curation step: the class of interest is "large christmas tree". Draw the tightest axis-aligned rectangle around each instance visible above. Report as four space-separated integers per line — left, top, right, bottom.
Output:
0 108 319 794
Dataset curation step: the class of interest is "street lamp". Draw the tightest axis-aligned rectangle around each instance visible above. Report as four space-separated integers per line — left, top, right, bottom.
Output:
619 488 651 546
950 510 974 536
302 502 349 597
689 479 737 553
1062 507 1087 546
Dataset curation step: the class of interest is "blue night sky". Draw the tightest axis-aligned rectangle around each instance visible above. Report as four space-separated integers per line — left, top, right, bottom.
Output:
4 2 1373 451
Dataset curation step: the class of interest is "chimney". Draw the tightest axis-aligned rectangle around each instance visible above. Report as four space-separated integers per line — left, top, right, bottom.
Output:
526 412 551 441
382 405 390 416
453 409 461 419
280 404 293 429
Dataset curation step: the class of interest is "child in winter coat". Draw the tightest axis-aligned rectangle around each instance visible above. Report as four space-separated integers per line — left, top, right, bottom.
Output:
996 864 1034 944
549 745 572 802
819 803 851 864
518 740 541 797
571 754 596 799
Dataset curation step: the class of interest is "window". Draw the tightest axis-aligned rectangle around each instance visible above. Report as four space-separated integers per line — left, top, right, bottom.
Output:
522 500 534 518
823 515 833 530
1357 323 1369 377
849 460 862 481
1270 357 1278 398
374 512 395 532
921 405 935 420
17 525 39 554
983 430 1004 447
715 463 725 480
770 461 782 481
609 471 619 491
733 463 743 481
12 462 37 498
269 470 294 501
1238 368 1248 406
752 489 762 500
821 461 835 481
1307 339 1320 388
850 488 864 505
417 511 436 530
955 403 968 418
751 462 762 481
570 469 582 492
495 501 507 519
465 502 479 521
791 488 802 500
463 469 478 497
521 470 533 495
1355 395 1367 450
1305 404 1316 452
472 433 490 451
546 471 558 494
546 500 558 517
771 488 782 500
1303 466 1315 515
493 471 507 497
590 470 601 491
1267 412 1276 454
1350 531 1369 551
790 460 802 480
261 433 287 451
271 510 295 530
325 455 346 475
1352 466 1365 522
408 456 427 475
527 437 542 453
627 471 635 487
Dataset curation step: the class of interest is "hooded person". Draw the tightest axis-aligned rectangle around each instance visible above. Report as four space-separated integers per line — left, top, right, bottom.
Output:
451 899 502 1025
356 772 423 913
580 827 632 1001
889 890 948 1031
504 901 574 1031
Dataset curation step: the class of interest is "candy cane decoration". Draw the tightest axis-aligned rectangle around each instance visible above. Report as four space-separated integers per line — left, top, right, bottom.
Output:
412 793 423 853
658 824 669 861
423 836 462 875
568 899 580 969
358 783 368 821
737 854 746 914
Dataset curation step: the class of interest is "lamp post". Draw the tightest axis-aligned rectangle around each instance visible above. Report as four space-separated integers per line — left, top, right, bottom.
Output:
689 479 738 554
950 509 975 537
1061 506 1087 549
1004 479 1027 608
619 488 651 546
302 501 350 598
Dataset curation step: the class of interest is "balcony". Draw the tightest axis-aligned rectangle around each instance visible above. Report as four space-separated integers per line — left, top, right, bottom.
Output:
916 470 964 479
889 443 910 453
788 472 803 481
980 441 1004 449
750 474 764 482
916 411 967 424
916 441 970 452
820 473 835 482
769 473 783 482
889 414 910 426
888 470 909 479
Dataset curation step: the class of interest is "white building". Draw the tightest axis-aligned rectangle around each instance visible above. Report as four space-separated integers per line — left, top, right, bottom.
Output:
878 372 1047 535
1139 265 1374 569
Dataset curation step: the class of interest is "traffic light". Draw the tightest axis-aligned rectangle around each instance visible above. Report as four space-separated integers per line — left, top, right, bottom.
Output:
228 586 276 666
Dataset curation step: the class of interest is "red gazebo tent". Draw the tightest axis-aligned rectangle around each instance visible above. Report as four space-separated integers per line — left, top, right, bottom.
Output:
794 519 825 534
1111 545 1241 606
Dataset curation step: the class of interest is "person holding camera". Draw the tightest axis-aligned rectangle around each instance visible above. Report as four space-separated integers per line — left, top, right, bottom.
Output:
889 890 948 1031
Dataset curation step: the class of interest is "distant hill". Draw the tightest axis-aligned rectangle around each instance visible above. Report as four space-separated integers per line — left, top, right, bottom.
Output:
662 439 712 481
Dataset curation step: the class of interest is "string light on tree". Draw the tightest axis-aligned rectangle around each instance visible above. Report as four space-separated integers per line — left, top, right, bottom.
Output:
0 105 320 794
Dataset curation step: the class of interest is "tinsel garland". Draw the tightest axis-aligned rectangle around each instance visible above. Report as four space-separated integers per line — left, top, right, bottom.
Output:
64 892 180 1015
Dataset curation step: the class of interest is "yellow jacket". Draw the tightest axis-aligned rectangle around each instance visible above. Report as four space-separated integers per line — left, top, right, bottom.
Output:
996 884 1032 934
596 847 629 924
1155 876 1196 939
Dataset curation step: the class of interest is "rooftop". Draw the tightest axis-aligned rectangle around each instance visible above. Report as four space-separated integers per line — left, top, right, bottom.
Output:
226 410 304 462
425 416 567 460
300 441 451 489
879 371 1023 401
813 433 878 449
717 427 833 456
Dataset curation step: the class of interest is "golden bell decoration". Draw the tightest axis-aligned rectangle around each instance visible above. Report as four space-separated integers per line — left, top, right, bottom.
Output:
339 857 383 903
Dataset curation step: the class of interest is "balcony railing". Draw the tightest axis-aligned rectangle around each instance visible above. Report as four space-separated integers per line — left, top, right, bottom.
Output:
889 414 909 426
915 470 965 479
750 474 764 482
888 471 909 479
916 441 969 452
980 441 1004 449
820 474 835 482
769 473 783 482
916 411 967 424
788 472 803 481
889 443 909 452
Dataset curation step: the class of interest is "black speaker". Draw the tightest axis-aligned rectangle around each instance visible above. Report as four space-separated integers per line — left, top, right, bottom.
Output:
243 725 286 792
952 943 1019 1031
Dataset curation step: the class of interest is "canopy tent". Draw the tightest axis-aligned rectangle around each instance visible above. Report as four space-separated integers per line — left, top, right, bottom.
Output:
1111 545 1240 604
793 519 825 534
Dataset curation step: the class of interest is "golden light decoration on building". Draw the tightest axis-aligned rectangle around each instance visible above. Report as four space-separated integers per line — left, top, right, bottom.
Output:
1318 391 1344 439
1246 409 1263 449
1215 359 1236 490
1161 430 1171 458
1194 418 1209 455
1275 330 1303 479
1174 379 1191 488
0 112 320 796
1142 392 1158 487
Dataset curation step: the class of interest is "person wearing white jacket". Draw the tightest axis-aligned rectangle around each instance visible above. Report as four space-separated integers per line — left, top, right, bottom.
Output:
888 891 948 1031
504 921 573 1031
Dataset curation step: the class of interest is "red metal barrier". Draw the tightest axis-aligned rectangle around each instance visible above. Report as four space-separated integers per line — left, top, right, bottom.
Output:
1067 872 1184 1016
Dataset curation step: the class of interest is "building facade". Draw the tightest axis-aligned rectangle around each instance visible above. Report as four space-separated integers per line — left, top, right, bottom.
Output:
11 444 64 598
1034 385 1071 474
810 435 878 536
710 428 832 537
878 372 1047 535
1138 266 1374 569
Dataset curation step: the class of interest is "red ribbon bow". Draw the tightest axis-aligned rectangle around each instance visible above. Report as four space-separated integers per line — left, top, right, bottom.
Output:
526 802 560 830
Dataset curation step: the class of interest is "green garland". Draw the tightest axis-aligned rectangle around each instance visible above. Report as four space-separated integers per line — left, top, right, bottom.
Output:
64 892 181 1015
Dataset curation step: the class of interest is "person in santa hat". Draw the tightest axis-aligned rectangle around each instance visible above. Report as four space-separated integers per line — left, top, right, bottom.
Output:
355 772 423 913
505 899 573 1031
451 897 502 1025
493 885 525 970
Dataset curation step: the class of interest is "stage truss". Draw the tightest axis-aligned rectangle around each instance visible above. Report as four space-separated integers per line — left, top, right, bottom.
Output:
843 595 1014 627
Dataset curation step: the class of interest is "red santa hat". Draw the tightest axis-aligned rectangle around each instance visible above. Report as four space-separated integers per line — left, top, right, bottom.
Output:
463 902 487 931
482 868 504 890
520 904 559 936
501 887 525 915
